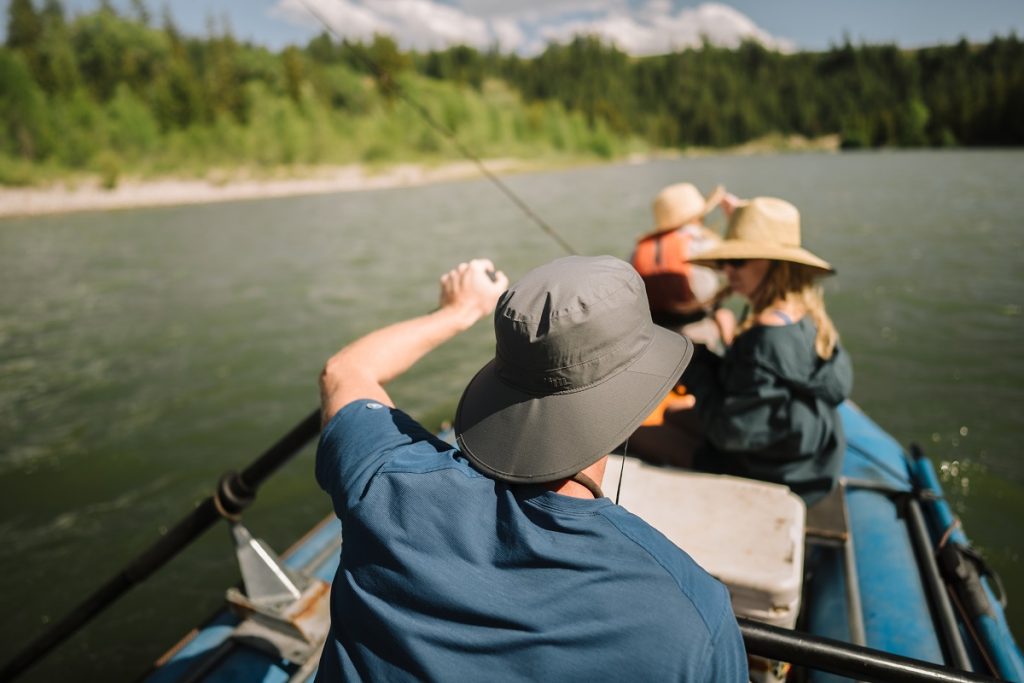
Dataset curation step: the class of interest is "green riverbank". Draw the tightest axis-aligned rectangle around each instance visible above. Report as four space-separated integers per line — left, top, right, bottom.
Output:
3 3 1020 193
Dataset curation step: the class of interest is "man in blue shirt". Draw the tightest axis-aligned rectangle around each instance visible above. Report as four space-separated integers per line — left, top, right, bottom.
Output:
315 255 748 681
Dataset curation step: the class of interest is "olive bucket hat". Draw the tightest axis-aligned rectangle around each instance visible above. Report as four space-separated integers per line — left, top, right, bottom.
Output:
454 255 693 484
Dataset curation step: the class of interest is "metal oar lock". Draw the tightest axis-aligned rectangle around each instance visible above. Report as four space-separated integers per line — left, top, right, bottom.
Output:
224 523 331 666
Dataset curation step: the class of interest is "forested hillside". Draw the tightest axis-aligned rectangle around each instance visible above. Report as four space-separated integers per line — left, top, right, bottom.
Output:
2 0 1022 186
489 35 1024 149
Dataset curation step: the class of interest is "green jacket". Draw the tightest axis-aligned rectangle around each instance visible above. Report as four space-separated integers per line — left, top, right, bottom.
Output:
689 317 854 504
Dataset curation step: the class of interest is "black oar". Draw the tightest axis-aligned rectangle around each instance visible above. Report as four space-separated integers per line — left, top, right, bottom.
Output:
0 408 322 681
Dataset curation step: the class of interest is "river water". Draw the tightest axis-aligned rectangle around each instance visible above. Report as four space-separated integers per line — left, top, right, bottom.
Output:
1 150 1022 680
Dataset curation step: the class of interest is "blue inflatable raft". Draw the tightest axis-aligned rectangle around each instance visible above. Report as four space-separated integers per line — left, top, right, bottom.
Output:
143 401 1024 682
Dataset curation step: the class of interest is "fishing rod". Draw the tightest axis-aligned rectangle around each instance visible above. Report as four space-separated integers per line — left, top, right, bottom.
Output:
0 409 322 681
295 0 579 256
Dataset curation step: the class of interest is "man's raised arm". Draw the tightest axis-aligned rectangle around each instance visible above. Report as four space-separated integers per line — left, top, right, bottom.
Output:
319 258 508 426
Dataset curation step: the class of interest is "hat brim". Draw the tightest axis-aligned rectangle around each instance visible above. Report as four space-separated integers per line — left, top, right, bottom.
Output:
689 240 834 275
648 184 726 235
454 327 693 484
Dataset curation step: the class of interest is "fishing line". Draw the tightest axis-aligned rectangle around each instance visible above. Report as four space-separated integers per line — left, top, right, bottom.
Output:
615 439 627 504
296 0 579 256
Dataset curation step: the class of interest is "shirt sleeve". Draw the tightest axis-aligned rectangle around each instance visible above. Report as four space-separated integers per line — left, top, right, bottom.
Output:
702 587 750 683
315 399 440 515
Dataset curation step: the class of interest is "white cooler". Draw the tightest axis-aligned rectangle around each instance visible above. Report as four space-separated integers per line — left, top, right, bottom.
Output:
603 457 806 681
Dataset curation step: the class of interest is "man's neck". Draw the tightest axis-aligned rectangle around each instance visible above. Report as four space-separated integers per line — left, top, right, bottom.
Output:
547 457 609 499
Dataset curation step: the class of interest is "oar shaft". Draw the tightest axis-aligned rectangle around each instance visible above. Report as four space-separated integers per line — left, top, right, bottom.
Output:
739 618 996 683
0 408 322 681
241 408 321 487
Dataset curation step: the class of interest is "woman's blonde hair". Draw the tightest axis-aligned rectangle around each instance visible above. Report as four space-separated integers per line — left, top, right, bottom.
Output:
735 261 839 359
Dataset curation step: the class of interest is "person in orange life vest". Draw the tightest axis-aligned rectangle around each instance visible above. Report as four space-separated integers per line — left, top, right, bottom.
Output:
630 182 737 349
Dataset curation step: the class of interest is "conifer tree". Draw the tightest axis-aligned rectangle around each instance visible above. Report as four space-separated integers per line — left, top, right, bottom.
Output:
6 0 42 52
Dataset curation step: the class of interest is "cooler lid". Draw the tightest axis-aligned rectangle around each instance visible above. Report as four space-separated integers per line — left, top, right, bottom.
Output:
603 457 806 609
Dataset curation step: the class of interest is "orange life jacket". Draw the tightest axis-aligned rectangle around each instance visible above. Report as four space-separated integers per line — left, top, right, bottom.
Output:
630 228 697 313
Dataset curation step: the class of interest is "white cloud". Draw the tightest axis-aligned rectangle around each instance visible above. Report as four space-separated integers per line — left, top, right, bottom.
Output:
383 0 491 49
271 0 794 55
491 18 526 52
272 0 387 38
453 0 610 20
539 2 796 55
274 0 492 50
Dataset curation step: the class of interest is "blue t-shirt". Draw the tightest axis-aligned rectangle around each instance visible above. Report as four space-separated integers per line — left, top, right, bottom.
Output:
315 399 748 682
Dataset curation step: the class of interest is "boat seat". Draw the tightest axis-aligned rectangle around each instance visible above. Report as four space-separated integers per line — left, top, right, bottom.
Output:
805 484 850 545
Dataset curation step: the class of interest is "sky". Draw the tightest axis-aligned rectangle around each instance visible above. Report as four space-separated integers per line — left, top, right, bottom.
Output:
4 0 1023 55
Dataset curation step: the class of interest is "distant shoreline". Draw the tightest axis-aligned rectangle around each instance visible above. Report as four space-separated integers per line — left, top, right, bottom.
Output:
0 160 540 220
0 136 840 220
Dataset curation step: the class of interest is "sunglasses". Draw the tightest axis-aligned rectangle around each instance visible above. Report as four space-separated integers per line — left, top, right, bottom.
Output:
716 259 748 269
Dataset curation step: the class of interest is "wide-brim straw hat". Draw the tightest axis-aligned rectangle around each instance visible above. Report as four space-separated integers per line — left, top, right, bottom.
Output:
646 182 726 236
689 197 834 275
454 256 693 484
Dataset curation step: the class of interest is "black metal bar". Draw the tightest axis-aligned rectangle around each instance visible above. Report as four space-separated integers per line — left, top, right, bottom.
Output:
905 496 975 671
0 408 322 682
739 618 996 683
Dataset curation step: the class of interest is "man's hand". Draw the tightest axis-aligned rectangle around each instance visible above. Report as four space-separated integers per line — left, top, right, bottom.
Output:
438 258 509 330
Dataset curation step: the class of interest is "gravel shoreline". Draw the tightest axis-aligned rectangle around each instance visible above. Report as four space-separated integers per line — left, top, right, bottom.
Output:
0 138 839 219
0 160 531 219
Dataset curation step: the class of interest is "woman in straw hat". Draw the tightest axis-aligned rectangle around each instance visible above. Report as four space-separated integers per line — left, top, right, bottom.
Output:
633 196 853 505
630 182 736 348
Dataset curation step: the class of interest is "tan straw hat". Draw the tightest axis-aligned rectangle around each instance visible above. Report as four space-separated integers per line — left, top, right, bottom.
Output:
648 182 726 235
689 197 834 275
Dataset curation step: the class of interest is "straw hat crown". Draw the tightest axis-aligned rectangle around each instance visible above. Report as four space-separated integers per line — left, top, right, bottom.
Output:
651 183 724 233
690 197 834 274
730 197 801 246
